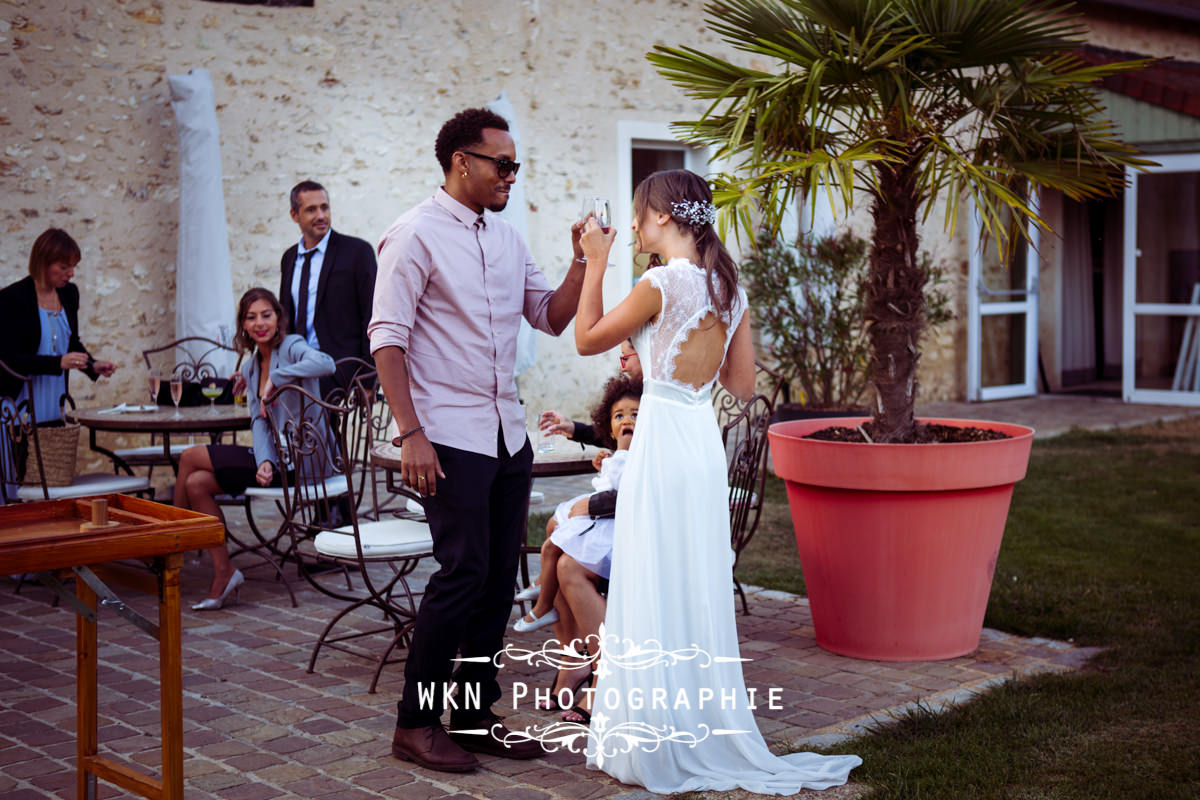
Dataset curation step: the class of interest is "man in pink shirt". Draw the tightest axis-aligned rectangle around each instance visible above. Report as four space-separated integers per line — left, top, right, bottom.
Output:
369 108 587 772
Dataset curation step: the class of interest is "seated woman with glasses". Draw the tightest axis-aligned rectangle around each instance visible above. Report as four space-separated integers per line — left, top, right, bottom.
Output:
174 287 334 611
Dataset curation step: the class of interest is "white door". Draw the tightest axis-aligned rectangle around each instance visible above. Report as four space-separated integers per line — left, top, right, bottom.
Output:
967 200 1041 400
1122 153 1200 406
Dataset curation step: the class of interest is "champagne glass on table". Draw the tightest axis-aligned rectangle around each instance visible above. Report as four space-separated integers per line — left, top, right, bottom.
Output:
148 371 162 408
200 377 226 415
169 377 183 418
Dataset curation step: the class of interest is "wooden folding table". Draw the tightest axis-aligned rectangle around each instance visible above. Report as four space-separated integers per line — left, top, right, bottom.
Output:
0 494 224 800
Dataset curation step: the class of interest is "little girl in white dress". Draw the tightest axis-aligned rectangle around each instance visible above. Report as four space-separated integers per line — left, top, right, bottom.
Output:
549 448 626 579
513 375 641 634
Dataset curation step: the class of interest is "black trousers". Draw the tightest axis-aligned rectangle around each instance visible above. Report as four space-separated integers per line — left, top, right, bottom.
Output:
396 428 532 728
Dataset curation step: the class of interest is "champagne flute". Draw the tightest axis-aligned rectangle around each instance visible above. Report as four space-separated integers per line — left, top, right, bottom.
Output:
200 377 226 415
169 378 183 418
148 371 161 408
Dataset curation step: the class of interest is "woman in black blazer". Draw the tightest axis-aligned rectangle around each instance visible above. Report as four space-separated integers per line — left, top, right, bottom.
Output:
0 228 116 421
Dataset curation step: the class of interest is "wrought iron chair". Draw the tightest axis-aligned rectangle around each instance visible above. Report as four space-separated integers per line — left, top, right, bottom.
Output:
0 359 152 503
721 392 775 615
712 359 787 433
269 384 433 693
711 361 784 614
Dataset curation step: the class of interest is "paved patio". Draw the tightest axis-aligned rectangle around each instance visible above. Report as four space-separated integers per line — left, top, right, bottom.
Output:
0 553 1097 800
1 395 1194 799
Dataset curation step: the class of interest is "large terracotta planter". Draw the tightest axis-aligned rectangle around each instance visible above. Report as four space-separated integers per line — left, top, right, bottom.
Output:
768 417 1035 661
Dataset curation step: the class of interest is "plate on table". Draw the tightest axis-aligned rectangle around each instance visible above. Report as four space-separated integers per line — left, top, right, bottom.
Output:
96 403 160 414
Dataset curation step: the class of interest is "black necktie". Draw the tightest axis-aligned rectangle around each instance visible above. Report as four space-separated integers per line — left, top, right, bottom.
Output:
296 248 314 340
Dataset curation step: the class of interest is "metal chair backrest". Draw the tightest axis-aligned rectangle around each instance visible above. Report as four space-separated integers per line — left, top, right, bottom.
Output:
324 356 376 406
141 336 238 382
324 356 377 406
340 368 383 519
723 392 774 569
264 384 348 539
712 359 787 434
0 359 42 502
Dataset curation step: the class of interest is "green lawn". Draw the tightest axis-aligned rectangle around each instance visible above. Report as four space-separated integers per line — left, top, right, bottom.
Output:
739 418 1200 799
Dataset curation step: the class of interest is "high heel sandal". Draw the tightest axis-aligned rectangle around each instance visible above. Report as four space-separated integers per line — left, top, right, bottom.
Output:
192 568 244 611
561 672 596 724
538 665 593 711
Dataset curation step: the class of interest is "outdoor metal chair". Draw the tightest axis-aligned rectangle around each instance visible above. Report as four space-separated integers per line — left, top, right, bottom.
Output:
712 359 787 433
720 390 776 616
0 360 152 504
269 384 433 693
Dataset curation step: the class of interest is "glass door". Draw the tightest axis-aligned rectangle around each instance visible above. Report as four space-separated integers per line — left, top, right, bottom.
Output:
1122 153 1200 406
967 200 1041 400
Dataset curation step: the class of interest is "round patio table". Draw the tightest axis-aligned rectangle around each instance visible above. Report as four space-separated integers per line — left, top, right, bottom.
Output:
75 404 252 474
370 434 603 479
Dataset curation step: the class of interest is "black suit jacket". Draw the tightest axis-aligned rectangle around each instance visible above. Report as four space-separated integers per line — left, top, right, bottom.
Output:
279 229 377 395
0 275 97 402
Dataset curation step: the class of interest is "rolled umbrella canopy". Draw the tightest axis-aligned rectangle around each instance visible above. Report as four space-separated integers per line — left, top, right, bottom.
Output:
168 69 236 376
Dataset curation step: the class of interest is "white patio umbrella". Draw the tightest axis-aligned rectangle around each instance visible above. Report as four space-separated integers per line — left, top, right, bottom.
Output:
168 69 236 374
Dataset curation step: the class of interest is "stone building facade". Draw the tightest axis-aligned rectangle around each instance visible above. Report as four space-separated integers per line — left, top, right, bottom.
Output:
2 1 1197 476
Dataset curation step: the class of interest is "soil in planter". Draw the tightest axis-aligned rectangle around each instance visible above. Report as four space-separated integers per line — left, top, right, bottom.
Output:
805 421 1011 444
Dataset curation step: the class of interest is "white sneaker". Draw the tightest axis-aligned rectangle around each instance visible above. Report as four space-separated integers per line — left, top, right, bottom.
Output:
514 584 541 602
513 608 559 633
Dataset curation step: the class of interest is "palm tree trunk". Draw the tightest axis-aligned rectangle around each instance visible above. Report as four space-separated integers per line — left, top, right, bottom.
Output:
866 161 926 443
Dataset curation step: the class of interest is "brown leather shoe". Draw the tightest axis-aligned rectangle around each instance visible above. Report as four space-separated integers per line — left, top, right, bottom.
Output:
448 715 544 760
391 723 479 773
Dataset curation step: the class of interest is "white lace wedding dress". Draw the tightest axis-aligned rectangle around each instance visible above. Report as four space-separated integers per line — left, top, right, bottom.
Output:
587 258 861 794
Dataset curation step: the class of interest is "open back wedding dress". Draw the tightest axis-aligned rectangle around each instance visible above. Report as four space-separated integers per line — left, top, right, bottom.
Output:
588 258 861 794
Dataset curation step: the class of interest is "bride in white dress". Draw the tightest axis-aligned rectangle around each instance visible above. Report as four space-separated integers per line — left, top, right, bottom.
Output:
571 170 861 794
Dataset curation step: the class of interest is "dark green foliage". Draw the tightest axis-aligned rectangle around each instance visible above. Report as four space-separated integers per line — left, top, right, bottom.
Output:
743 229 953 409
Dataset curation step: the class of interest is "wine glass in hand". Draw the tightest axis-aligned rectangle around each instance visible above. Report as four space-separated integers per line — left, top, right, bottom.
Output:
580 196 612 232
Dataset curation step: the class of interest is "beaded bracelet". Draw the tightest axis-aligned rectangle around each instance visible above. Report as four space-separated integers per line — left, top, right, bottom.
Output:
392 425 425 446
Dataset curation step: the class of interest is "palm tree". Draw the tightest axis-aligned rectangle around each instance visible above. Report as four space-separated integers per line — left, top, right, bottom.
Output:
649 0 1150 442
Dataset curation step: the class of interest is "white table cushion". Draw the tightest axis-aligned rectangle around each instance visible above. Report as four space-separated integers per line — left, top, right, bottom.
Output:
244 474 347 500
314 519 432 559
16 473 152 501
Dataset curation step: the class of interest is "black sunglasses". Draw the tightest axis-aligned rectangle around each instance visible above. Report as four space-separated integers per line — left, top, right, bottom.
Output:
463 151 520 178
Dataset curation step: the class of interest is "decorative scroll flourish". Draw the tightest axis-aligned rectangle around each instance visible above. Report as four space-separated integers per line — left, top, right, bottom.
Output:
497 635 603 671
452 715 715 767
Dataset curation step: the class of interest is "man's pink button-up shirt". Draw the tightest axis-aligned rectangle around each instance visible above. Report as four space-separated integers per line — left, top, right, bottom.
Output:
368 189 556 458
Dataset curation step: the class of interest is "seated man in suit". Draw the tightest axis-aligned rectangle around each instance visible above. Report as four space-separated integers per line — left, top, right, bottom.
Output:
280 180 378 399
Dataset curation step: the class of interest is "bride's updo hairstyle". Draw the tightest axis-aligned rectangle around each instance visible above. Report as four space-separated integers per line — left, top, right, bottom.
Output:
632 169 738 320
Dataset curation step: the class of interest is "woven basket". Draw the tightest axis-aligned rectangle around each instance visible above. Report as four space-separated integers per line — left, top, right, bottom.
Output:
22 420 80 487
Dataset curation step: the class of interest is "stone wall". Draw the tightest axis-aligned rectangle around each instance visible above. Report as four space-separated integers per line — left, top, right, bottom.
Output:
0 0 730 471
1 1 1193 479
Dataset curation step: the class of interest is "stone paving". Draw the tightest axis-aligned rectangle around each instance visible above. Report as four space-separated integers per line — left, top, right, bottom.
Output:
0 555 1099 800
3 395 1191 799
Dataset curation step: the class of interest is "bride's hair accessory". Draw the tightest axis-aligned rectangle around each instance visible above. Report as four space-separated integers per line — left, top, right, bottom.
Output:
670 199 717 229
